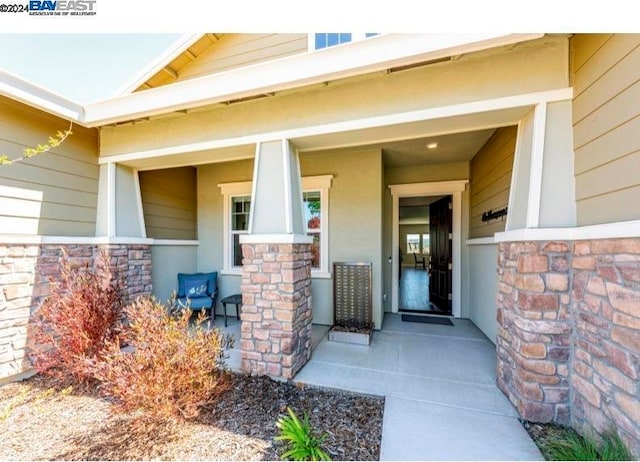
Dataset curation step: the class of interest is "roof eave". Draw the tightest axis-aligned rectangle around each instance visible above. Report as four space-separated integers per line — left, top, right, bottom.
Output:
83 33 545 127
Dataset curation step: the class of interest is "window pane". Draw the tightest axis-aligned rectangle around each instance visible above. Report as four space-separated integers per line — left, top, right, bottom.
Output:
315 33 327 49
232 196 251 231
339 33 352 43
309 233 320 269
233 233 243 267
407 234 420 253
303 191 321 230
422 234 430 254
327 33 339 47
365 33 379 38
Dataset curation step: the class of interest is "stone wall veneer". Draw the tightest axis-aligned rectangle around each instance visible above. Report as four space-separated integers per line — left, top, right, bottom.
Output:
0 243 152 381
497 238 640 457
496 241 573 424
240 243 313 379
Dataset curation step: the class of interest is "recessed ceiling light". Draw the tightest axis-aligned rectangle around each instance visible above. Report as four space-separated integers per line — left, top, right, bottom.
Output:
427 142 438 149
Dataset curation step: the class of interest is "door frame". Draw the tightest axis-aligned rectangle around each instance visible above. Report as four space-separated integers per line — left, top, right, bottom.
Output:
389 180 468 317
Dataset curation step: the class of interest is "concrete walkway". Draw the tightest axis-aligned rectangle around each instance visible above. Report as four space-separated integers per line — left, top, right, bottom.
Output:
294 313 543 461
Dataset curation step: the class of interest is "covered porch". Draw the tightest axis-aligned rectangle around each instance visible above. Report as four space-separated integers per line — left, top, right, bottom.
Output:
295 313 542 461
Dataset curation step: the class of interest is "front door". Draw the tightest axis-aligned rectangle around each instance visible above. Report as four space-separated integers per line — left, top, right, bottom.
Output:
429 196 452 314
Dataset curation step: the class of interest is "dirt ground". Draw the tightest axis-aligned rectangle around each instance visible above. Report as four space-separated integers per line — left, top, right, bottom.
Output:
0 373 384 461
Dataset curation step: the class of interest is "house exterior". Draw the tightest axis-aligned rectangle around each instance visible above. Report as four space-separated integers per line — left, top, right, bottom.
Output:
0 33 638 454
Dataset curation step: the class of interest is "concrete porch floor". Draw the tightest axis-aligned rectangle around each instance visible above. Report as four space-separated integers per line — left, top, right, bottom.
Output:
294 313 543 461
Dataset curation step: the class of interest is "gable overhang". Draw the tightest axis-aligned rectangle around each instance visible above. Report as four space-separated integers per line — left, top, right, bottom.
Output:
83 33 544 127
0 68 84 122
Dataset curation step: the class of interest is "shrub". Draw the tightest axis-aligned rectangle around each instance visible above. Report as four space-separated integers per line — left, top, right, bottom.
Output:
30 249 125 386
275 407 331 461
544 427 631 461
94 297 233 421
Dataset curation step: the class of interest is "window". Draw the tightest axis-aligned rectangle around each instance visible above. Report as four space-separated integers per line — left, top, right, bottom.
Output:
407 234 420 253
219 175 332 277
422 233 430 255
231 195 251 267
310 33 380 51
303 191 321 269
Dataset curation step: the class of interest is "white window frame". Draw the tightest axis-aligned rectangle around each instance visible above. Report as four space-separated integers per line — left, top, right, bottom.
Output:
218 175 332 277
307 33 381 52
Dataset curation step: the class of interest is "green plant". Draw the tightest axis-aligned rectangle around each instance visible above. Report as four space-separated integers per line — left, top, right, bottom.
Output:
275 407 331 461
0 122 72 165
544 427 631 461
30 249 125 386
93 297 233 421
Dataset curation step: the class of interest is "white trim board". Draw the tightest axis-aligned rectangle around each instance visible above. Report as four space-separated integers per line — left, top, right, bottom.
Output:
0 236 199 246
389 180 468 318
495 220 640 242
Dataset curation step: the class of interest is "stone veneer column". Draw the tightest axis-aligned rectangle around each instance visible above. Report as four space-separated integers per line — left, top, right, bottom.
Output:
240 243 313 379
570 239 640 457
496 241 573 424
0 243 152 381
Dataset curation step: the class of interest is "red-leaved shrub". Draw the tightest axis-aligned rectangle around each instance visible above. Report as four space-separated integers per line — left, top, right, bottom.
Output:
94 298 233 420
30 249 125 386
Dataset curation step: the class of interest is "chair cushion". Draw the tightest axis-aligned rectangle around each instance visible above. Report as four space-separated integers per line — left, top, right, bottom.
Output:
177 272 217 297
177 297 213 310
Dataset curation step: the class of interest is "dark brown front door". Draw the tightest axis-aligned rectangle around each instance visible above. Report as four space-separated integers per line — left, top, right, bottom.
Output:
429 196 452 314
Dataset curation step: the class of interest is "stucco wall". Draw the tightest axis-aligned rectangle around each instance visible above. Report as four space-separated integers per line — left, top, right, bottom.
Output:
197 159 253 315
300 148 384 328
100 36 569 158
572 34 640 225
0 96 99 236
139 167 197 240
151 244 198 304
468 243 499 343
469 126 516 238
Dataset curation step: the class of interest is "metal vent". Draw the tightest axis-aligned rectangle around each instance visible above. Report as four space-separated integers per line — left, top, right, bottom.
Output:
333 262 373 330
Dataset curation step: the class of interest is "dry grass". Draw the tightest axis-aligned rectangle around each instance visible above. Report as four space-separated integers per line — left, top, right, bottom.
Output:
0 373 384 461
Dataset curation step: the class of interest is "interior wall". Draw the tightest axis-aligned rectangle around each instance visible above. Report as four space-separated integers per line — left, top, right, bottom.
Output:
139 167 197 240
399 224 429 265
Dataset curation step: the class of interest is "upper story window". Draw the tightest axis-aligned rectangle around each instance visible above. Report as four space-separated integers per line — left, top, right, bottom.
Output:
310 33 380 51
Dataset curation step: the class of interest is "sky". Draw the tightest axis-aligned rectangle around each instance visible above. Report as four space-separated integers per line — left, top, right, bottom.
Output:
0 34 182 103
0 0 634 104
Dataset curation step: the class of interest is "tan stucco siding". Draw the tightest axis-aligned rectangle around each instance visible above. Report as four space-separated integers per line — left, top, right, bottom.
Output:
100 36 570 158
139 167 197 239
177 34 308 83
572 34 640 225
300 148 384 328
0 96 99 236
469 126 517 238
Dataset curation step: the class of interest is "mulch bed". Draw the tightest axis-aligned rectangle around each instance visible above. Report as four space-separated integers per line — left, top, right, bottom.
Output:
0 373 384 461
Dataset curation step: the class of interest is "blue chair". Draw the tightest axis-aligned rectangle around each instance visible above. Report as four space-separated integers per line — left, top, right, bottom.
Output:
176 272 218 317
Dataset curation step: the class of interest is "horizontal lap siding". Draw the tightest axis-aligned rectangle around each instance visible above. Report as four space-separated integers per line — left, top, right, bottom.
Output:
469 126 517 238
177 34 308 81
572 34 640 225
0 96 99 236
139 167 197 240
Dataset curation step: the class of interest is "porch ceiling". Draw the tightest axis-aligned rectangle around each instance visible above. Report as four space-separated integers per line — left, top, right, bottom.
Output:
117 104 529 171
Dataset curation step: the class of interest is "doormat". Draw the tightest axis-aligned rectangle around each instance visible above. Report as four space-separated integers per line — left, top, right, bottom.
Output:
401 314 454 326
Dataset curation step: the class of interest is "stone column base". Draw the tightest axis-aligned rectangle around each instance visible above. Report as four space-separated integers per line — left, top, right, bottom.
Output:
240 243 313 379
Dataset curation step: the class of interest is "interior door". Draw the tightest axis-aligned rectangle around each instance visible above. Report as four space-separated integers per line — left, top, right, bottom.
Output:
429 196 452 314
